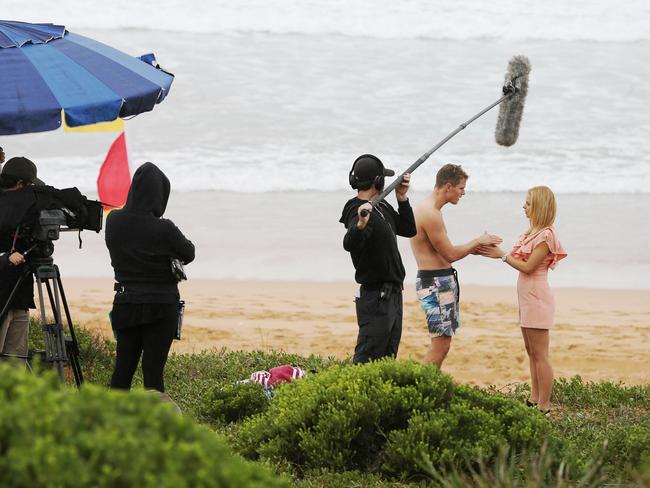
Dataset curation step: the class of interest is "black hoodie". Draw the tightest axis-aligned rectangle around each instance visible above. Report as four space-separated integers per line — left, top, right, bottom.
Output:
105 163 195 304
339 197 416 287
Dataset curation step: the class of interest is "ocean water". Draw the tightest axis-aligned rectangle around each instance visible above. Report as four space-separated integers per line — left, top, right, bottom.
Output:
44 189 650 289
4 0 650 41
2 2 650 286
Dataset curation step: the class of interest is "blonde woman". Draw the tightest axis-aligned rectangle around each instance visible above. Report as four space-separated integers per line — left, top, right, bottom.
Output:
480 186 566 414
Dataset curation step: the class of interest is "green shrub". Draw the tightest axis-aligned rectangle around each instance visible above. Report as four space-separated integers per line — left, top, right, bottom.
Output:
165 349 342 420
599 419 650 473
546 378 650 480
0 365 290 488
299 469 404 487
236 359 548 479
24 321 650 486
552 376 650 410
382 406 504 477
381 386 548 478
418 443 615 488
201 381 270 426
454 384 550 448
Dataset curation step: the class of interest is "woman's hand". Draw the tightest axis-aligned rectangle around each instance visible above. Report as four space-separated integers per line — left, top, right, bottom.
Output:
479 245 506 259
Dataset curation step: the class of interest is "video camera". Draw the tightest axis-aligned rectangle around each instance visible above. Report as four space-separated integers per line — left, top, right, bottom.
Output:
16 193 103 260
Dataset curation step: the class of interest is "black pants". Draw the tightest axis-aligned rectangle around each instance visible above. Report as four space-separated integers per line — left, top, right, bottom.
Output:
110 303 177 392
353 286 403 364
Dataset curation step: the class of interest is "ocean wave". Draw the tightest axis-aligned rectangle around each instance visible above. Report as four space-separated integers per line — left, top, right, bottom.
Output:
4 0 650 42
35 148 650 195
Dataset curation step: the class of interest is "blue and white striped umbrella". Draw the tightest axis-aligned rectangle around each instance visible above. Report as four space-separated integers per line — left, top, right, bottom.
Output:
0 20 174 135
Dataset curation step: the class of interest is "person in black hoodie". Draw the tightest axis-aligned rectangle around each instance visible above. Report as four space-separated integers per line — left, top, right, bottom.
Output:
340 154 416 364
106 162 194 393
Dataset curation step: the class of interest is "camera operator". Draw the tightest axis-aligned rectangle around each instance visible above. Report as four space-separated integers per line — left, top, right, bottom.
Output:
106 162 194 394
1 152 91 365
0 155 44 362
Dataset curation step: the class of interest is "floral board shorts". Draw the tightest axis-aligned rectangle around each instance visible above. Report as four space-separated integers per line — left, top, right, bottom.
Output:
415 269 460 338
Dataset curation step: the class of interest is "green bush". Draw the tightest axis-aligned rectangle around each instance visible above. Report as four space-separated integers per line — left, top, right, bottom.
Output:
24 321 650 486
418 443 615 488
551 412 650 476
552 376 650 410
0 365 290 488
598 419 650 473
201 381 270 426
298 469 402 487
541 377 650 480
491 375 650 483
164 349 342 420
382 406 505 477
236 359 548 479
382 385 548 478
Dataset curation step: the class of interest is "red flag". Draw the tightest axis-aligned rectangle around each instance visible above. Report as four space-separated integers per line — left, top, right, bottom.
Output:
97 132 131 211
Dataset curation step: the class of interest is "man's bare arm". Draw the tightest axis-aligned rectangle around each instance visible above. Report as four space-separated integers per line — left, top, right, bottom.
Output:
422 209 501 263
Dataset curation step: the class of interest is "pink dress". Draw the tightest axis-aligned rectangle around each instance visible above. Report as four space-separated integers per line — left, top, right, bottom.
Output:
510 227 567 329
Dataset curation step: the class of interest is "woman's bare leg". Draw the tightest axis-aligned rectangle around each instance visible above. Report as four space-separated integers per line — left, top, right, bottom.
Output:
524 328 553 411
521 327 538 404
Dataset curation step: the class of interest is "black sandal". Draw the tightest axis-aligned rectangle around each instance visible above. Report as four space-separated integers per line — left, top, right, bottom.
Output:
526 399 537 407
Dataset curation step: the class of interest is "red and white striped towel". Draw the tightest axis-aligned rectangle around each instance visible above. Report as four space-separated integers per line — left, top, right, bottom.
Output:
250 365 305 389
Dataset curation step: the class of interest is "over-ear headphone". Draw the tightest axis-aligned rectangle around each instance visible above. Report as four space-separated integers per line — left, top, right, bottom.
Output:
349 154 384 190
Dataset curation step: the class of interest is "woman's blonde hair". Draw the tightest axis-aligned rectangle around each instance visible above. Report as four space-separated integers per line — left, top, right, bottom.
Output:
527 186 556 231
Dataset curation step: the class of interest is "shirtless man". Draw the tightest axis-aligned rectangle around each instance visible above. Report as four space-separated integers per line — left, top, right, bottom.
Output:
410 163 501 369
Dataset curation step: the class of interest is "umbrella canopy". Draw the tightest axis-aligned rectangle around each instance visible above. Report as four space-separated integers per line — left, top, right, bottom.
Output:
0 20 174 136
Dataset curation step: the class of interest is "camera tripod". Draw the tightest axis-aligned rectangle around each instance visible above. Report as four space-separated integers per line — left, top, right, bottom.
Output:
0 257 83 386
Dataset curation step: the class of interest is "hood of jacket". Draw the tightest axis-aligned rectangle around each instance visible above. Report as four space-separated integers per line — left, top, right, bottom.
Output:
124 162 170 217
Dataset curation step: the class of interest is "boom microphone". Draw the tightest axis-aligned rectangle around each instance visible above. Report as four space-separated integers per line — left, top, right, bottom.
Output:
495 55 531 146
359 55 531 218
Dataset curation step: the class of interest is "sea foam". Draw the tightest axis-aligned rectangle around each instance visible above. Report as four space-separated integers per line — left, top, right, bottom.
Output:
4 0 650 42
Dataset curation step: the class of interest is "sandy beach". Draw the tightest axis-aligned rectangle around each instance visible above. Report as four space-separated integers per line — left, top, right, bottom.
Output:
55 278 650 387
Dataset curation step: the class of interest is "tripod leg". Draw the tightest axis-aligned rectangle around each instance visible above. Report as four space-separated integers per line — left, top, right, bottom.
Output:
37 276 66 382
55 266 83 386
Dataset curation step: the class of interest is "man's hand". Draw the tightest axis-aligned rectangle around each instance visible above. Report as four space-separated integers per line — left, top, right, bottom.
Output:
477 233 502 246
357 203 372 230
474 245 488 255
395 173 411 202
8 252 25 266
